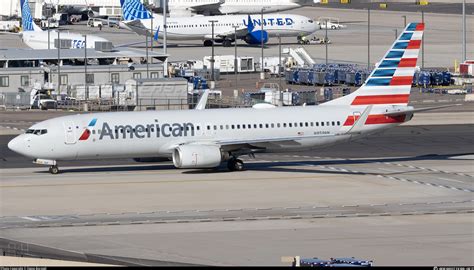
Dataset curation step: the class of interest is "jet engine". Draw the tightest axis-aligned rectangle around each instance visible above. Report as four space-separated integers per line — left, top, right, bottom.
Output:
172 145 222 168
244 30 268 45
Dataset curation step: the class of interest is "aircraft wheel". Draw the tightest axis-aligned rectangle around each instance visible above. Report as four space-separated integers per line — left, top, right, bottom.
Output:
227 158 244 171
49 165 60 174
223 40 232 47
203 40 213 46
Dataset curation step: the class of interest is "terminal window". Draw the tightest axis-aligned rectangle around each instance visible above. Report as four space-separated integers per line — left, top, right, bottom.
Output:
86 74 94 84
133 73 142 79
111 73 120 84
21 75 29 87
0 76 9 87
60 75 68 85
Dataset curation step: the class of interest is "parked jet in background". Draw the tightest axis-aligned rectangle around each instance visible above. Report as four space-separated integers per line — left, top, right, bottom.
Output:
8 23 449 175
168 0 321 17
120 0 319 46
16 0 109 49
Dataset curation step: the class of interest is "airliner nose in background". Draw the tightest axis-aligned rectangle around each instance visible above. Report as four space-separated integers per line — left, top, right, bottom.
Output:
18 0 110 49
119 0 319 47
7 23 449 175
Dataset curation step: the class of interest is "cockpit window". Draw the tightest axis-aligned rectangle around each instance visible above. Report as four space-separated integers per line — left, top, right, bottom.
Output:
308 20 314 23
26 129 47 135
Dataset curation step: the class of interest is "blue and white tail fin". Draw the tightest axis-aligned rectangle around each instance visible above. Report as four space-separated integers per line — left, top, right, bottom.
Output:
120 0 153 21
324 22 424 107
20 0 42 32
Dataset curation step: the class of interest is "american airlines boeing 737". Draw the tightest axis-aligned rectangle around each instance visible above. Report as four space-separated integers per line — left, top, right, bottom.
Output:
119 0 319 46
9 23 443 174
15 0 109 49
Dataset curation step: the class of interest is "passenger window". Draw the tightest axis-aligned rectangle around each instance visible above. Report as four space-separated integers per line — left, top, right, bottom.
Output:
248 124 251 129
283 123 287 127
332 121 335 126
326 121 330 126
337 121 341 126
321 122 325 126
242 125 246 129
214 125 217 130
310 122 314 127
316 122 319 126
253 124 257 128
226 125 229 129
231 125 235 129
220 125 224 130
289 123 292 127
300 122 303 127
237 124 240 129
271 123 274 128
265 124 269 128
277 123 280 128
259 124 263 128
92 130 96 134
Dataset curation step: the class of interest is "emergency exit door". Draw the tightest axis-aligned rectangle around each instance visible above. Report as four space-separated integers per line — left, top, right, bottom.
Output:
64 121 76 144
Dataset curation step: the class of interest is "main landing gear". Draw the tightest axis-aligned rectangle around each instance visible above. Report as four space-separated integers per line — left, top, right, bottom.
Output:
227 158 244 171
49 165 60 174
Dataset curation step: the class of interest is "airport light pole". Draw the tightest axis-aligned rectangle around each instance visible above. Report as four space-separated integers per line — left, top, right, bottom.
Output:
325 18 328 66
47 19 50 49
367 7 371 70
57 30 60 94
421 9 424 69
209 19 217 89
233 25 238 90
83 34 88 100
279 34 283 106
260 7 265 80
145 27 149 78
462 0 466 62
163 0 168 77
402 15 406 27
394 29 398 41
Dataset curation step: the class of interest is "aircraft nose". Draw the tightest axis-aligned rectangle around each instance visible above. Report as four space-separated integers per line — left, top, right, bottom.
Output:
8 136 26 155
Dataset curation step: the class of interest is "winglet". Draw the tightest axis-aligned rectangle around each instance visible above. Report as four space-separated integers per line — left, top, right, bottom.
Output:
154 25 160 41
195 89 210 110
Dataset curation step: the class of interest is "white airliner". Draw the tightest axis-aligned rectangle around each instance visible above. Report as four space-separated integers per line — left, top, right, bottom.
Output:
120 0 319 46
167 0 320 16
9 23 444 174
15 0 109 49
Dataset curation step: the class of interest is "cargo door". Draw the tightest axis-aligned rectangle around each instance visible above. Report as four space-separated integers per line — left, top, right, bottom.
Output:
64 121 76 144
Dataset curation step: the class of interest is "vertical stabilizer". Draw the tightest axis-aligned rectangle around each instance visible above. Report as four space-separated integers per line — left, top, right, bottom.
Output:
20 0 42 32
120 0 153 21
323 22 424 106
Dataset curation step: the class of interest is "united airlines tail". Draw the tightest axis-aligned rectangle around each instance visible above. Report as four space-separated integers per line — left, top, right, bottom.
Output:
20 0 42 32
324 22 424 107
120 0 153 21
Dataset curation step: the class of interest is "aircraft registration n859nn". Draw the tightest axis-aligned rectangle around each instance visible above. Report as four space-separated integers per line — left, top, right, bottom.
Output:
9 23 435 174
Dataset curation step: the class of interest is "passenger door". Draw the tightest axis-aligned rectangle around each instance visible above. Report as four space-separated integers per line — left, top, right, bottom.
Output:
64 121 76 144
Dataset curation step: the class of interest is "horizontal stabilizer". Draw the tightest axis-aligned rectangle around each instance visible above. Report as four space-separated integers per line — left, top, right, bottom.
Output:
384 104 462 116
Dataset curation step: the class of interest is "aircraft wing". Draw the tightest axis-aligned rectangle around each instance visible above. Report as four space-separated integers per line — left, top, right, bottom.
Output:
0 31 21 36
188 1 224 15
206 26 248 40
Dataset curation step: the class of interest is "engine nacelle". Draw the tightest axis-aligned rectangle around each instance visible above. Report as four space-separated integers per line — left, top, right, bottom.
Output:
244 30 268 45
172 145 222 168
